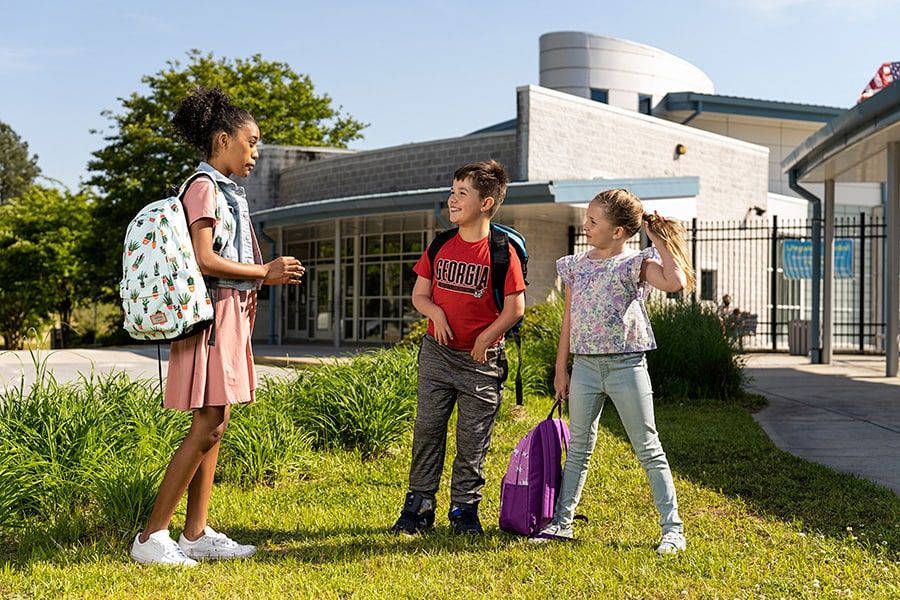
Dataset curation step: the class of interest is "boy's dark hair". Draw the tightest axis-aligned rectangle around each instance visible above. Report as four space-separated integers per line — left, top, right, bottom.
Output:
171 87 255 159
453 160 508 216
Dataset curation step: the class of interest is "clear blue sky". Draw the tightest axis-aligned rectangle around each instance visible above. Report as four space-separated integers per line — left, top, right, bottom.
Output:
4 0 899 190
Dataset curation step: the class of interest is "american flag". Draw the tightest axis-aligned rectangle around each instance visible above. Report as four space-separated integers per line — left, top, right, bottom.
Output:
858 62 900 103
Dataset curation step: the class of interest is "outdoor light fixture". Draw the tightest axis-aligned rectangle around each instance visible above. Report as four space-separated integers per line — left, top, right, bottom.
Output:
675 143 687 156
740 205 767 230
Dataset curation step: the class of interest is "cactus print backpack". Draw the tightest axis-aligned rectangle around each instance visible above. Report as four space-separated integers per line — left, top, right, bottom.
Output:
119 172 226 342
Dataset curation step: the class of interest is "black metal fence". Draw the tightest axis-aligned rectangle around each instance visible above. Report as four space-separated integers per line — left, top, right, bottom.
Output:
569 214 886 353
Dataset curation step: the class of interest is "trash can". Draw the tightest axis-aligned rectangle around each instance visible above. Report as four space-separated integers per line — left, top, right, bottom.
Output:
788 320 810 356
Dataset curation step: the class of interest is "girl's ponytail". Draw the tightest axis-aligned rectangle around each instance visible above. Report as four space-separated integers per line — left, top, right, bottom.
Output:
643 212 696 292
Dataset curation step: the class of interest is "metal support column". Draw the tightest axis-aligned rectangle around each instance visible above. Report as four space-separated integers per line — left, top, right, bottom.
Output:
810 198 823 364
887 142 900 376
822 179 835 364
333 220 342 349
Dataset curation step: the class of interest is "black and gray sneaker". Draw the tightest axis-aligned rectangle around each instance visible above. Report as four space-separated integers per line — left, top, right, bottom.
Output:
448 503 483 535
391 492 435 536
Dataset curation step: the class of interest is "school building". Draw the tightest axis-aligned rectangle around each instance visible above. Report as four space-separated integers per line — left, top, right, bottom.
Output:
242 31 885 354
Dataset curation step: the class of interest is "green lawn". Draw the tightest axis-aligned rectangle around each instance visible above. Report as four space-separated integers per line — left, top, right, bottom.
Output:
3 394 899 599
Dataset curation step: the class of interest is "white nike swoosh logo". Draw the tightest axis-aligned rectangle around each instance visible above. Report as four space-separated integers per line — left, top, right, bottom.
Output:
475 385 492 392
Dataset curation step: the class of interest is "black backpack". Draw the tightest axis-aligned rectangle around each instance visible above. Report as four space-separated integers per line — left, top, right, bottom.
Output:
426 223 529 404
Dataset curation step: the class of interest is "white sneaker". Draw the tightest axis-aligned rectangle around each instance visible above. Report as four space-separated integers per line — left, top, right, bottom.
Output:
528 522 575 544
178 526 256 560
656 530 687 555
130 530 198 566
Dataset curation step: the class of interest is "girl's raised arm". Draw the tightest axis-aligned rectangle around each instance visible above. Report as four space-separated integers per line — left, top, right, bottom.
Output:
640 215 694 293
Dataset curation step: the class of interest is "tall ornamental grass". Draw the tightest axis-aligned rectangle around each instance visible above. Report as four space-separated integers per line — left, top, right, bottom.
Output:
0 296 745 551
0 360 190 542
275 345 419 458
0 353 314 544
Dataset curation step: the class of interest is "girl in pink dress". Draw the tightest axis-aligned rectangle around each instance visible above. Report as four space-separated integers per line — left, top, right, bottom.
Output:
130 87 305 566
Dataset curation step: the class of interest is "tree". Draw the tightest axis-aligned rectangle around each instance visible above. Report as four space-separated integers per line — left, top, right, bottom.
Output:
0 121 41 205
86 50 368 298
0 184 93 349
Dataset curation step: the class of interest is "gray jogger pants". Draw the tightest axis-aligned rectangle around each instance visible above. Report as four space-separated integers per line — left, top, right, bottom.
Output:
408 334 507 506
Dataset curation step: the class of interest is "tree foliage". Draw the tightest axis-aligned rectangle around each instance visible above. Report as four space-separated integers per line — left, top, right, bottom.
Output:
0 185 93 349
86 50 367 297
0 121 41 204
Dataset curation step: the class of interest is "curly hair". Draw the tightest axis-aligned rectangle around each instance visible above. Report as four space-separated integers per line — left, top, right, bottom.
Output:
452 160 509 216
591 189 696 291
171 87 255 158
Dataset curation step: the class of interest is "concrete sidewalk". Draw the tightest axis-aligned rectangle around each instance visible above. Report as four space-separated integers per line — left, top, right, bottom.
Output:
744 353 900 495
0 343 379 391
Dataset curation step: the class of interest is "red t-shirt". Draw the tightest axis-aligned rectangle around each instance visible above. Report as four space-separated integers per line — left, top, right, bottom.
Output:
413 233 527 351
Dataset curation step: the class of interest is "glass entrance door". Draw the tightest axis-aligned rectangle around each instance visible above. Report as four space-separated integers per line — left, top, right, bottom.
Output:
313 266 335 341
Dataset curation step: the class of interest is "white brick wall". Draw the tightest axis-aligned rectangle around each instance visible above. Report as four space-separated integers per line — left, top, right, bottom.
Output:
502 216 574 305
518 85 770 221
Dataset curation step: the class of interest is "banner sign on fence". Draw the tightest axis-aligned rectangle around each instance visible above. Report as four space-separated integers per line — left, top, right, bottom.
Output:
783 239 854 279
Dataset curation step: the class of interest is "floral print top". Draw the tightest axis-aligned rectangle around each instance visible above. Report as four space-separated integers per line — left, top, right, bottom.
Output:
556 247 659 355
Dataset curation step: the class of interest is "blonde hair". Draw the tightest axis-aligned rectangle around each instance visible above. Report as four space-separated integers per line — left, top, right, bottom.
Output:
590 189 696 292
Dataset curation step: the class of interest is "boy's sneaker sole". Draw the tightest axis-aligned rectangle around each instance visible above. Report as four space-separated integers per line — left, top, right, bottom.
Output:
391 513 435 536
448 504 483 535
391 492 435 536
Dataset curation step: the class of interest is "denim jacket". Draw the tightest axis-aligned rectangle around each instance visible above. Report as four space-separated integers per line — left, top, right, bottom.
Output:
195 162 262 291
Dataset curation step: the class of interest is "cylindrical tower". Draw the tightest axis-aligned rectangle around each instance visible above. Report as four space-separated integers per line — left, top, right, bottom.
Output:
539 31 714 112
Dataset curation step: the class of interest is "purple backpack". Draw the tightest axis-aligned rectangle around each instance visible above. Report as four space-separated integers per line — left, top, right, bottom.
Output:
499 400 570 535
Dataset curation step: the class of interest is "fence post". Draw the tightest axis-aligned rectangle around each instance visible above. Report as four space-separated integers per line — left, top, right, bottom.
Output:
691 218 698 304
859 212 866 352
770 215 779 351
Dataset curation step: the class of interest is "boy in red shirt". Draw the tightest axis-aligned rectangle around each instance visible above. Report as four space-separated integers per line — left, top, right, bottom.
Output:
391 160 526 535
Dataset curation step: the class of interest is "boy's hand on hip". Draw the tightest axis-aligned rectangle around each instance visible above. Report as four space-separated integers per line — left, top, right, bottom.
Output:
470 339 489 364
431 313 454 345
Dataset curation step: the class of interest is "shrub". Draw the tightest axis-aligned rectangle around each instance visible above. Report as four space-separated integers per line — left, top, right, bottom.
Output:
0 359 190 542
277 346 420 458
217 392 314 486
516 297 564 398
646 299 746 401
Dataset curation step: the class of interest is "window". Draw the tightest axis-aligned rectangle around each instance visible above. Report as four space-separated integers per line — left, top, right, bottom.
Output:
639 94 653 115
589 88 608 104
700 270 717 302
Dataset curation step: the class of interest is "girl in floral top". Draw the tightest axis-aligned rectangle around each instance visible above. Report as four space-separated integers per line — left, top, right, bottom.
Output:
530 189 695 554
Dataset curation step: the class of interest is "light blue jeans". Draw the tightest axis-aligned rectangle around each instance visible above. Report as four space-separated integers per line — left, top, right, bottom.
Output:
553 352 683 534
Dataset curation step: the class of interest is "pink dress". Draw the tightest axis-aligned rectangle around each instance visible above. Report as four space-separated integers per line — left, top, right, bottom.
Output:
164 179 257 411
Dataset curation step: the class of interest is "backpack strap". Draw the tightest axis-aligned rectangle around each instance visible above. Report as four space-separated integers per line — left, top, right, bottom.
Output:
426 227 460 269
489 225 526 405
488 224 510 313
175 171 225 347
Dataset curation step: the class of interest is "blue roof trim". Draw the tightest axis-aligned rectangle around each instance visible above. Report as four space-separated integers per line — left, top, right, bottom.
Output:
662 92 845 123
782 83 900 179
252 177 700 227
466 118 517 135
549 177 700 203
